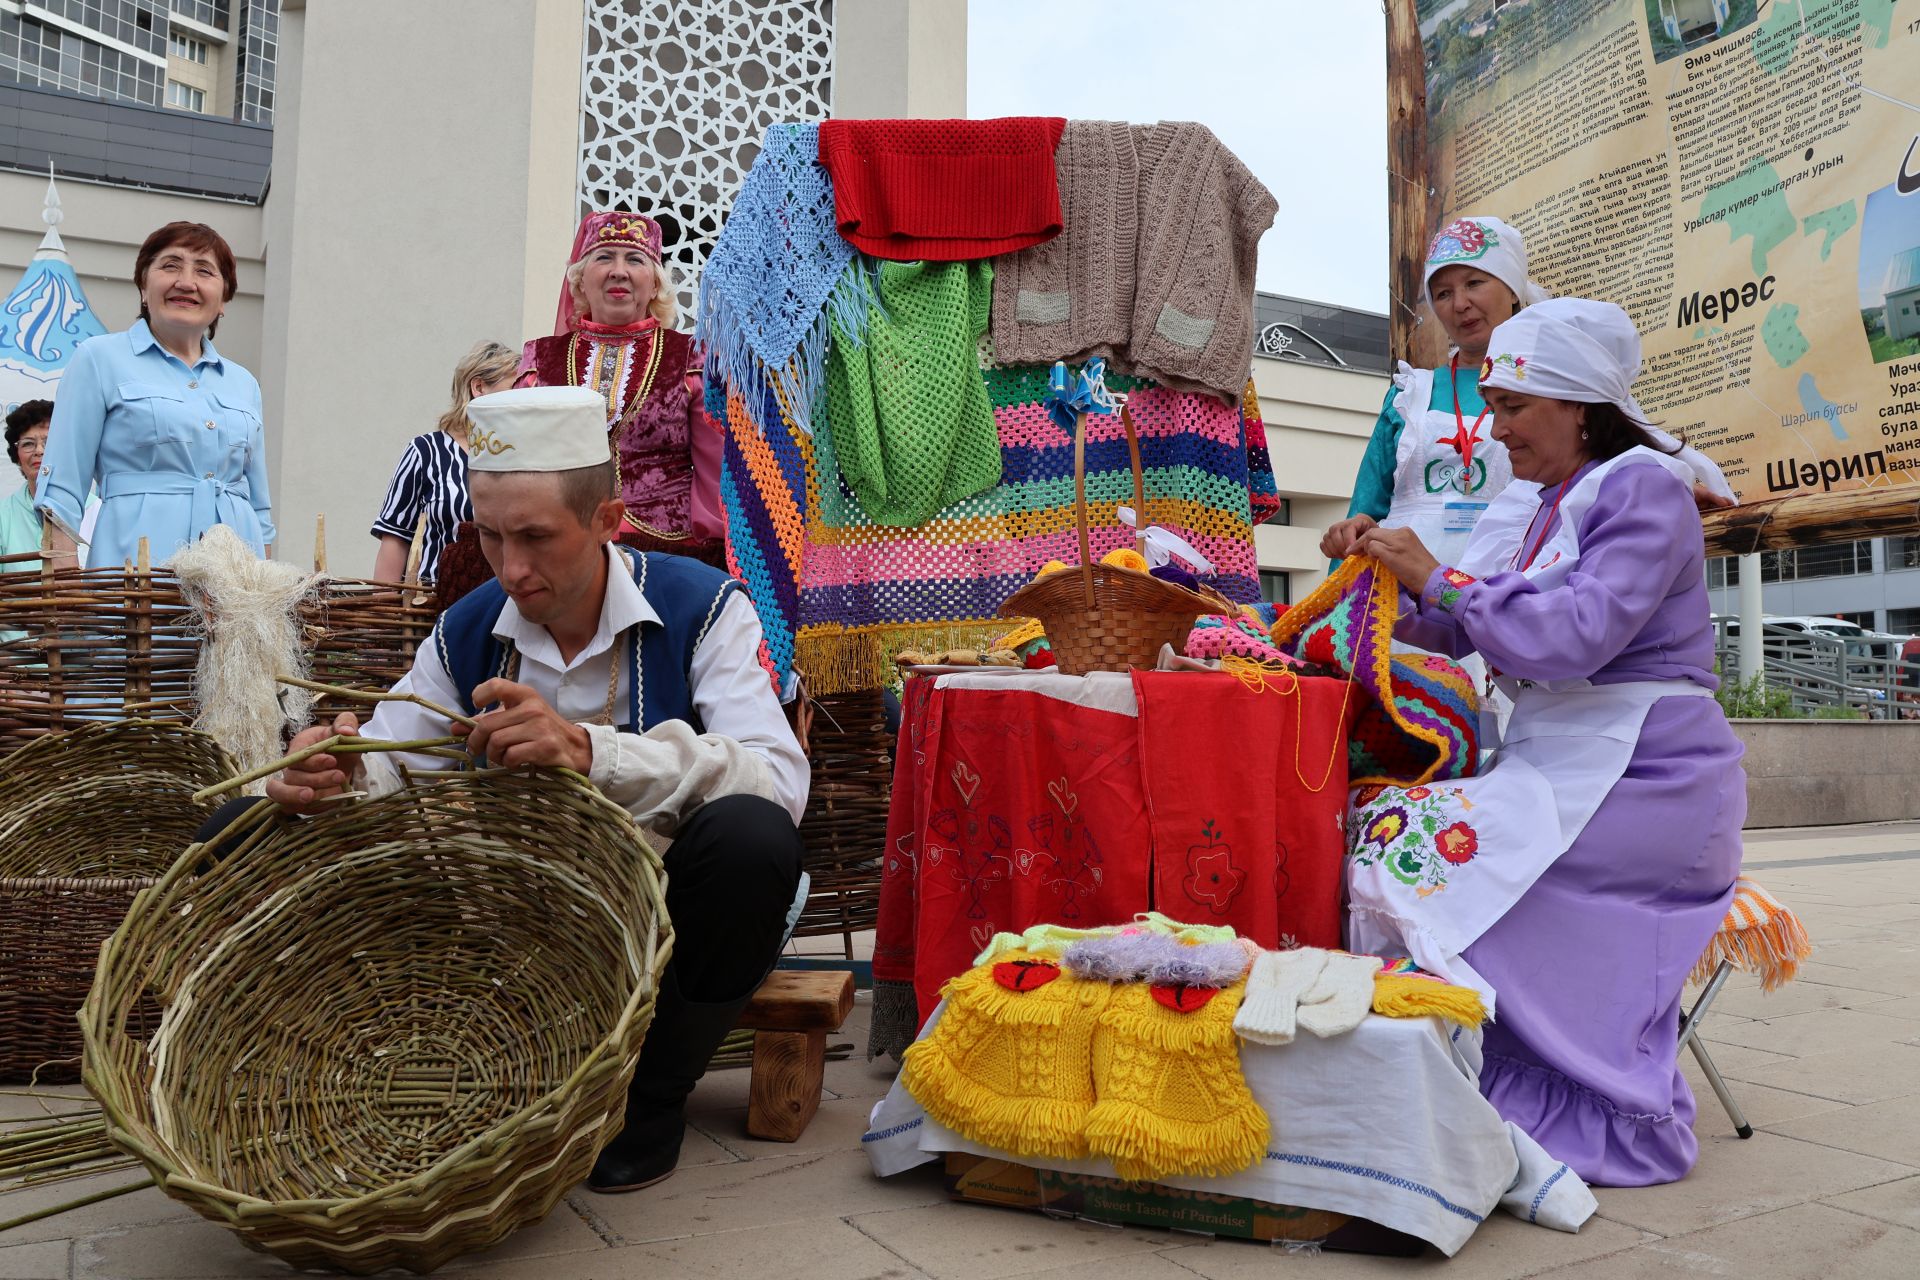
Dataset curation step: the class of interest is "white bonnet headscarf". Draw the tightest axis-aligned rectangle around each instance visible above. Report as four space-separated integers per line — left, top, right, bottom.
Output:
1423 216 1551 308
1480 298 1736 501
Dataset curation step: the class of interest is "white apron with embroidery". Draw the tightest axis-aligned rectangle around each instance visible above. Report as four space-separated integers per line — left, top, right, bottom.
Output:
1378 363 1514 568
1346 447 1712 1015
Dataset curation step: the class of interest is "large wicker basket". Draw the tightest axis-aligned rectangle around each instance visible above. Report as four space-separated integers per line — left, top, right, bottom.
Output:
80 767 670 1275
0 720 236 1083
997 403 1220 675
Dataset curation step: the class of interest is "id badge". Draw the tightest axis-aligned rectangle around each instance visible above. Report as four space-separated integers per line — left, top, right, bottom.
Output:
1442 501 1489 534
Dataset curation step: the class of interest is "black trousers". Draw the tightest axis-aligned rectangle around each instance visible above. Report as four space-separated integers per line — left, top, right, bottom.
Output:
195 792 804 1004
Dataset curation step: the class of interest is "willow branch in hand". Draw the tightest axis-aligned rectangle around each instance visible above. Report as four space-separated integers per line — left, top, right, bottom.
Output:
275 674 477 728
191 734 464 803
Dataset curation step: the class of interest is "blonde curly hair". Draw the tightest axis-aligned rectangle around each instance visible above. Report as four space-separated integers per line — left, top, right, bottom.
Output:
566 249 678 327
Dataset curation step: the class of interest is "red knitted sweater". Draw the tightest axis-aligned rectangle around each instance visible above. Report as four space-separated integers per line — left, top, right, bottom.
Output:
818 117 1066 261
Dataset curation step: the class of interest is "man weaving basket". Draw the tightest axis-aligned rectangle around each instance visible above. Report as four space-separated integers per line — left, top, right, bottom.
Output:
257 386 809 1193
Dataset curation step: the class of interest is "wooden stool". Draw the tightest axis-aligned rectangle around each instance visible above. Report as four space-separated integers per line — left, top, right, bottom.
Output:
736 969 855 1141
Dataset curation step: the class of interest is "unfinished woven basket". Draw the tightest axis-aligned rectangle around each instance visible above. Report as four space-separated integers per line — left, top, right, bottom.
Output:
997 403 1219 675
0 720 236 1083
81 767 670 1275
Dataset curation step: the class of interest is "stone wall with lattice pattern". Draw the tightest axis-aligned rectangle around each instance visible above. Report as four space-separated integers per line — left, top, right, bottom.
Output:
578 0 834 317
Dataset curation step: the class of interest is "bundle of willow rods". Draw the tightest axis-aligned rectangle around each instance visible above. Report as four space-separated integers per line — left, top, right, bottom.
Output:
0 566 438 753
0 1097 147 1233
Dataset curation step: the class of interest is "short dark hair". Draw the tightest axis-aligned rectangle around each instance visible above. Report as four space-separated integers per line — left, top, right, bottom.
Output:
1582 401 1681 462
134 222 238 339
555 462 618 526
5 400 52 463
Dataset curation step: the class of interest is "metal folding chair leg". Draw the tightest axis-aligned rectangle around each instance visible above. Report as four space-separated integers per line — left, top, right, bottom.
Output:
1679 960 1754 1139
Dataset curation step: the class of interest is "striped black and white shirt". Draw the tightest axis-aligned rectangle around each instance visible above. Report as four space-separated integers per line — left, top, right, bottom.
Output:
370 431 471 582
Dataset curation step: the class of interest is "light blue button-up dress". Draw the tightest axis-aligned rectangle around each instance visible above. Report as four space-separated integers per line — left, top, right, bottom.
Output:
36 319 275 568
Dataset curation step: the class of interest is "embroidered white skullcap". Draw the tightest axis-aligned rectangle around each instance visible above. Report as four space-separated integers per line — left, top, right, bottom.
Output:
1481 298 1736 500
1424 216 1551 307
464 387 611 473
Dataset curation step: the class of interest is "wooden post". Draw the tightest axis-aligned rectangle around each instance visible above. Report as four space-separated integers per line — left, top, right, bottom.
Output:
1384 0 1440 367
127 537 151 710
313 513 328 575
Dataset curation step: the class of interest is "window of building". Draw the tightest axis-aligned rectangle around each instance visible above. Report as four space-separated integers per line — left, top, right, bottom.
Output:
169 32 207 61
1887 607 1920 637
1262 498 1291 526
1711 540 1876 587
1833 610 1878 631
170 0 230 25
1259 571 1291 605
1888 537 1920 571
165 78 203 110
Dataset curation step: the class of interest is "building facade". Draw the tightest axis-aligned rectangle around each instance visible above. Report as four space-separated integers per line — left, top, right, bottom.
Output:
0 0 276 121
1 0 1386 579
1706 540 1920 638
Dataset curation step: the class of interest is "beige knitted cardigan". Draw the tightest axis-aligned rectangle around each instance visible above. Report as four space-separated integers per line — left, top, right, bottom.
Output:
989 121 1277 403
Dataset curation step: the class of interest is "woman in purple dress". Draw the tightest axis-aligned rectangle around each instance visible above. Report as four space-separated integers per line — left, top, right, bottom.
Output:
1335 298 1744 1187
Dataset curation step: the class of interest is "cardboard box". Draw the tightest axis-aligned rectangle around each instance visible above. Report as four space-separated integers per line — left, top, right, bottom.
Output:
942 1153 1426 1257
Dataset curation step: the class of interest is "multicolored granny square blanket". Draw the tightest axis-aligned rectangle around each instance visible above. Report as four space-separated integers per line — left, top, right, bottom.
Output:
1269 556 1480 787
717 362 1280 693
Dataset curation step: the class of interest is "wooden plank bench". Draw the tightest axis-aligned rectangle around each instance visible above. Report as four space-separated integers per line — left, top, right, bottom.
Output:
735 969 856 1141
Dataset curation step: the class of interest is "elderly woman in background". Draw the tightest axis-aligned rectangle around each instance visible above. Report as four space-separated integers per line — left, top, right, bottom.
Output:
36 222 273 569
2 400 54 567
1336 299 1745 1187
370 340 518 583
516 212 724 564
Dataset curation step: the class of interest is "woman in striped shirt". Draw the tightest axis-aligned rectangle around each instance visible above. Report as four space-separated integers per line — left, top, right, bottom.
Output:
370 340 518 582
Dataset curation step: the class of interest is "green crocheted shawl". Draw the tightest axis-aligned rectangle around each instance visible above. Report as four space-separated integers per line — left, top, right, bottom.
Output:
824 259 1002 527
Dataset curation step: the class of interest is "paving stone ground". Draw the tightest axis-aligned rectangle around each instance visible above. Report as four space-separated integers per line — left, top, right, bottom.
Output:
4 821 1918 1278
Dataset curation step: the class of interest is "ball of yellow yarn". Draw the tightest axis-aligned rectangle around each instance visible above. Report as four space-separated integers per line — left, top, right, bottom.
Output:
1100 547 1150 573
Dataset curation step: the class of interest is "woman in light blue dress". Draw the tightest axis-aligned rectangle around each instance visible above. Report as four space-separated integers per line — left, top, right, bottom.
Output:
37 222 274 569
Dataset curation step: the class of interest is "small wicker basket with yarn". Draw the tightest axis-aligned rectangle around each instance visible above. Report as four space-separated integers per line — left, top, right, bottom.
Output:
997 396 1223 676
0 719 236 1083
80 738 671 1275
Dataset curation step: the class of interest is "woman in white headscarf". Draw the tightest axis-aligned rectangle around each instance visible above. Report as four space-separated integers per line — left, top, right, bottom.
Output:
1330 299 1744 1189
1321 218 1734 568
1322 217 1544 568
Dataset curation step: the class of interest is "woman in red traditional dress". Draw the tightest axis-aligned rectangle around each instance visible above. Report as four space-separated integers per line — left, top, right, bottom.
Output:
517 212 725 564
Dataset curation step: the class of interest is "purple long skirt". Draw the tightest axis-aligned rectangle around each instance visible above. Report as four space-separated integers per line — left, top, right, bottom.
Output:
1463 697 1745 1186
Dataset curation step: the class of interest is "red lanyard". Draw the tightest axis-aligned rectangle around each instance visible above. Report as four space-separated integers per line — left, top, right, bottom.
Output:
1442 353 1491 475
1517 476 1576 572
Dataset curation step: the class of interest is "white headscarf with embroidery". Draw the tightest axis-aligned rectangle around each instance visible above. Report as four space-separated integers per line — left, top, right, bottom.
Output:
1423 216 1551 309
1480 298 1736 501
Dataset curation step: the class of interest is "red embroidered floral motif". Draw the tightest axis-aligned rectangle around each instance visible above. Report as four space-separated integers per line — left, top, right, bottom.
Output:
1441 568 1476 588
1150 982 1218 1013
1436 821 1479 865
993 960 1061 992
1184 820 1245 914
1405 786 1432 801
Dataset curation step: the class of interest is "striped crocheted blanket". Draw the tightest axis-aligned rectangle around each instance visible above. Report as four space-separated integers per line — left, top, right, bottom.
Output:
718 364 1281 693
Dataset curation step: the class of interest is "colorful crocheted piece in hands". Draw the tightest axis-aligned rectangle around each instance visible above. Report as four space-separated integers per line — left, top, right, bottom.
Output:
1270 556 1480 786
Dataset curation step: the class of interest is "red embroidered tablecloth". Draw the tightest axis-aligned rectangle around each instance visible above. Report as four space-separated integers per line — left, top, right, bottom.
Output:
875 669 1352 1023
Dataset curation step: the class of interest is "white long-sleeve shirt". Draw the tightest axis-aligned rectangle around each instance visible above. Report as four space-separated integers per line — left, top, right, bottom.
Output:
358 543 808 836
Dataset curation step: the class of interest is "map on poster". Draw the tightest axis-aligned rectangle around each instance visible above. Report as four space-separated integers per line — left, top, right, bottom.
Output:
1414 0 1920 501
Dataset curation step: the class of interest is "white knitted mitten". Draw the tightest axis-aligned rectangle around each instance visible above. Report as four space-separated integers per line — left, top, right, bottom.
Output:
1296 952 1385 1039
1231 948 1328 1045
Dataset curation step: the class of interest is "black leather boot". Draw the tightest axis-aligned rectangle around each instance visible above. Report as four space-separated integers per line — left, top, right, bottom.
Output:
587 970 754 1193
